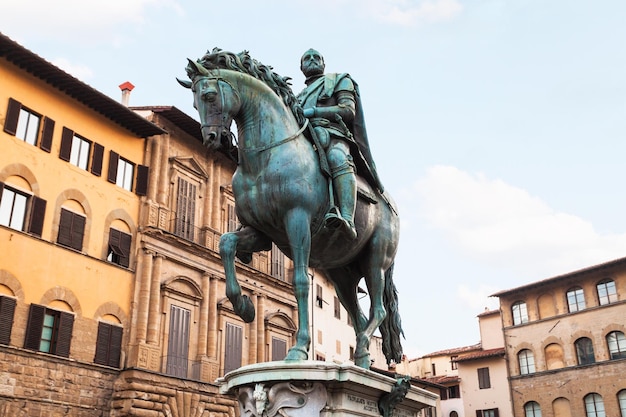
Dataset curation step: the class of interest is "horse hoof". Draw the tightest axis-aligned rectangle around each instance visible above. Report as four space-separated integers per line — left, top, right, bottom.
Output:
354 352 371 369
237 295 255 323
285 346 308 361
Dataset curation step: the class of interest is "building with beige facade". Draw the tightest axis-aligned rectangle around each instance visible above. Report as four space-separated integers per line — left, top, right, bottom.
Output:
493 256 626 417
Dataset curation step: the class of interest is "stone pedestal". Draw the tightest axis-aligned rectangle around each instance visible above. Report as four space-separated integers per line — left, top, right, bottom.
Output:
218 361 438 417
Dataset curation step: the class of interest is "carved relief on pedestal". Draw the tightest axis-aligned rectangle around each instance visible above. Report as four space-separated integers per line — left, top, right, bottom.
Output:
238 382 327 417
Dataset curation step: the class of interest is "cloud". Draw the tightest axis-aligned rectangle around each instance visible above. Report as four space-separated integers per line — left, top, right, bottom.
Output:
365 0 463 26
407 165 626 276
457 283 500 311
0 0 183 42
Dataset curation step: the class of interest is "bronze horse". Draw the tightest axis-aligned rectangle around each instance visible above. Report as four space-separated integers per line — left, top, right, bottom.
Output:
179 49 403 369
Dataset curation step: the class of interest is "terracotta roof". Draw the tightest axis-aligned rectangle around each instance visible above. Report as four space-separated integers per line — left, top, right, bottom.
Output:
492 256 626 297
423 375 460 385
477 309 500 318
0 32 165 138
455 347 505 362
420 343 482 359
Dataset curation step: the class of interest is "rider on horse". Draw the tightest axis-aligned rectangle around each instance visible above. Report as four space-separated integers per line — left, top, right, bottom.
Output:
297 49 384 241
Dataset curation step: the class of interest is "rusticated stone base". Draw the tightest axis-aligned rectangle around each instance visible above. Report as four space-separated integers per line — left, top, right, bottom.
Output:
110 368 237 417
219 361 438 417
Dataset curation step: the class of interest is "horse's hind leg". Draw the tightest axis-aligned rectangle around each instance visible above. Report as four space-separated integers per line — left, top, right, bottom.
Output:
219 226 271 323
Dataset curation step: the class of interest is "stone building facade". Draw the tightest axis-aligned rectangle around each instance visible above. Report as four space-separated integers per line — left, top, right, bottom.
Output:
493 257 626 417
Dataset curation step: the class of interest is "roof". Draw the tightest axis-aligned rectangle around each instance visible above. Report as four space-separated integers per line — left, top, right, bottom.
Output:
422 375 460 385
132 105 238 160
455 347 505 362
370 366 447 390
491 255 626 297
0 32 165 138
420 343 482 359
131 106 202 142
477 309 500 318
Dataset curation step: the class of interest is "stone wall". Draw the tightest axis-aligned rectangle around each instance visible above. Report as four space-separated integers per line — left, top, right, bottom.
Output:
110 368 236 417
0 346 119 416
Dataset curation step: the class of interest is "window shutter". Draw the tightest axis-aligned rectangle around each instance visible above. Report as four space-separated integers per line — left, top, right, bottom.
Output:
109 325 123 367
24 304 45 351
59 127 73 161
71 213 86 251
120 231 132 268
107 150 119 183
3 98 21 135
55 311 74 357
90 143 104 176
493 409 499 417
40 117 55 152
271 337 287 361
58 209 73 247
94 322 113 365
476 411 482 417
134 165 149 196
0 296 16 345
28 196 47 237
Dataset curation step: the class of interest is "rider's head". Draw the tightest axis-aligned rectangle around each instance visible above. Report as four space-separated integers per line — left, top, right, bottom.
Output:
300 48 325 79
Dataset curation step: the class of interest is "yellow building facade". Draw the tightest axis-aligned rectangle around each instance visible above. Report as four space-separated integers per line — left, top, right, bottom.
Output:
0 33 163 416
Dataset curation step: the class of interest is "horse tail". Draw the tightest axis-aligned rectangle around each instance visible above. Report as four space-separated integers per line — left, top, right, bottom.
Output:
379 262 405 365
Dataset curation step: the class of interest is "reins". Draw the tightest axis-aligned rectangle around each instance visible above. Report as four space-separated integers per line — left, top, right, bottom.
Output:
240 118 309 153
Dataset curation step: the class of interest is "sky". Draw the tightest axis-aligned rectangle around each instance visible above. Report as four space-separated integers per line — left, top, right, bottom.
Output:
1 0 625 358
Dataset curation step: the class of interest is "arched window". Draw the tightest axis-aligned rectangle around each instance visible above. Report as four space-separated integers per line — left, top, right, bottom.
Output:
524 401 542 417
512 301 529 325
618 390 626 417
607 331 626 360
597 280 618 305
575 337 595 365
584 393 606 417
518 349 535 375
449 412 459 417
566 287 585 312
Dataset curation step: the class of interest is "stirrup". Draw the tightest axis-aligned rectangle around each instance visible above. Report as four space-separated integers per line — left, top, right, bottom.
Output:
324 209 357 240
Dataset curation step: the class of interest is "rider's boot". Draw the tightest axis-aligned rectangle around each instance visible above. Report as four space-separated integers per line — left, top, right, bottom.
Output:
325 172 357 240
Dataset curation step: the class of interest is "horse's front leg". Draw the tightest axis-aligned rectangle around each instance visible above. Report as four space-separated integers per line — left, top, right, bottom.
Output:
219 226 271 323
283 208 312 361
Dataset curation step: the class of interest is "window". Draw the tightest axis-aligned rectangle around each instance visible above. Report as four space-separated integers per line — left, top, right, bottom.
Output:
606 331 626 360
224 322 242 374
477 409 499 417
94 322 123 368
334 296 341 319
447 385 460 399
584 393 606 417
116 158 134 191
597 280 618 305
566 287 586 312
71 135 91 169
107 228 132 268
3 98 54 151
512 301 529 325
0 183 46 236
618 390 626 417
349 346 355 360
450 412 459 417
24 304 74 357
166 305 190 378
315 284 323 308
57 208 86 251
431 363 436 376
0 185 27 230
107 151 148 195
226 201 238 232
518 349 535 375
271 337 287 361
0 296 17 345
477 367 491 389
451 355 458 370
575 337 595 365
524 402 542 417
174 178 197 241
271 243 286 280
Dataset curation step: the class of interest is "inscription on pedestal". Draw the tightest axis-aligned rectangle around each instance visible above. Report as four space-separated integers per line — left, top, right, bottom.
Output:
345 393 417 417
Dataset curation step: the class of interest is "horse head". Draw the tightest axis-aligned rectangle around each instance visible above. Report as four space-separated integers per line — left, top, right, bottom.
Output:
178 60 241 150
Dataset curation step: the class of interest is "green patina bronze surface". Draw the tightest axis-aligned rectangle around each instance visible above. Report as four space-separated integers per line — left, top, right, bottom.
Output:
179 48 403 369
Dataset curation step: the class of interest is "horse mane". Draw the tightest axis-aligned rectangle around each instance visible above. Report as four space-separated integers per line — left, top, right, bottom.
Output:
188 48 306 127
